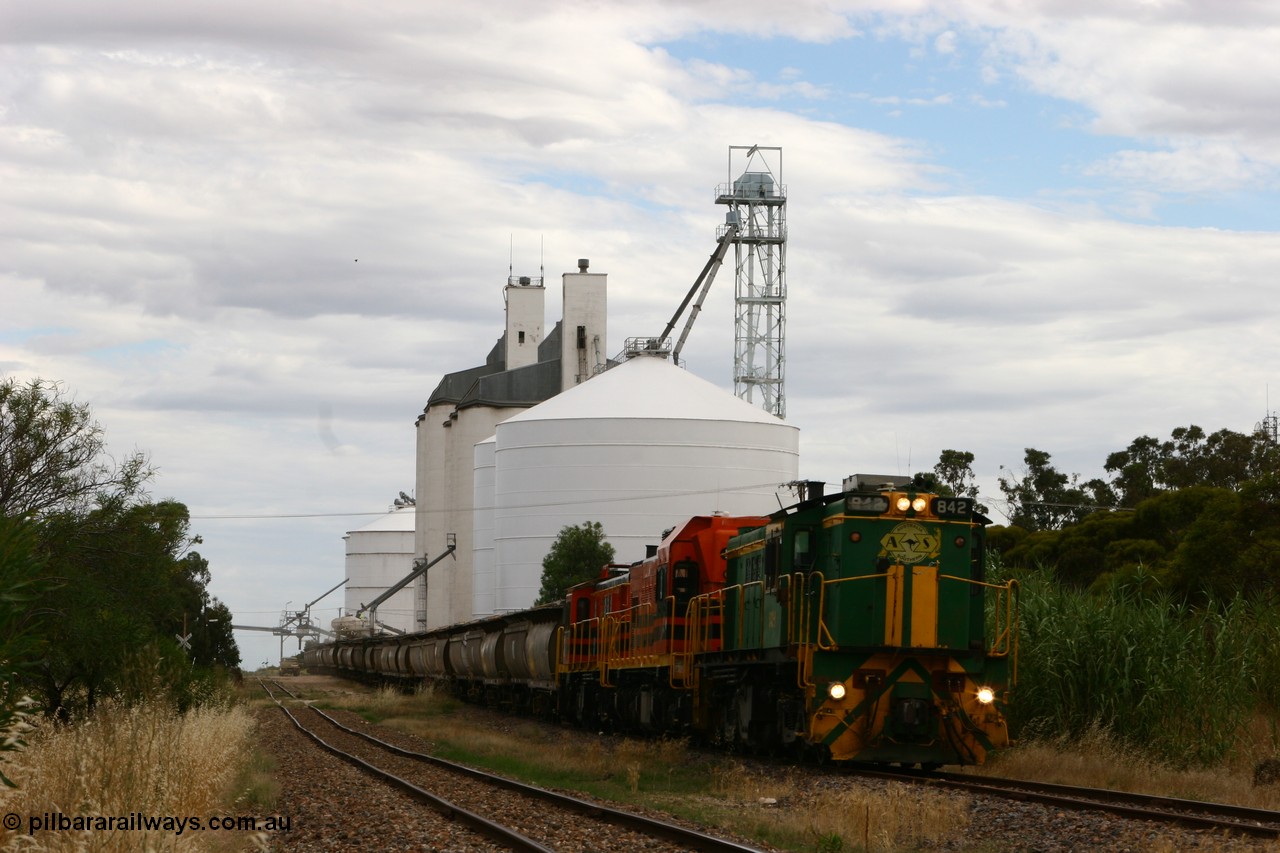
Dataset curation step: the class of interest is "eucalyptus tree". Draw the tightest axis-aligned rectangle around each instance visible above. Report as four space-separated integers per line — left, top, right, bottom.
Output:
0 377 152 518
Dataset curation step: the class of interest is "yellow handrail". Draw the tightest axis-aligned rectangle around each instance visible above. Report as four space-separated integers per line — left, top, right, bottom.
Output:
938 575 1020 663
590 568 1020 694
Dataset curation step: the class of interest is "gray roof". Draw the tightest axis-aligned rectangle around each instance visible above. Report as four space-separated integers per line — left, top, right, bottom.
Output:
424 322 565 412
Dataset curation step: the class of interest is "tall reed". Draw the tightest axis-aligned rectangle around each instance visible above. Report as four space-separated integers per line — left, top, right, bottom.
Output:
1005 566 1280 767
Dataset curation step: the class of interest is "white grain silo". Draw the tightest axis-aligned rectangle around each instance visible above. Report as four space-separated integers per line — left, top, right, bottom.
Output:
471 435 497 618
415 261 607 629
343 507 416 634
491 353 800 612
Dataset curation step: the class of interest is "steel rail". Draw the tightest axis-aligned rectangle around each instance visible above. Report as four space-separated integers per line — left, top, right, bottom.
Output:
931 769 1280 828
848 766 1280 840
266 678 298 699
261 679 767 853
302 700 767 853
259 680 555 853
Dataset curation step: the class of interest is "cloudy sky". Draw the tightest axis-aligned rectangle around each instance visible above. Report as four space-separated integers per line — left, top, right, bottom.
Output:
4 1 1278 668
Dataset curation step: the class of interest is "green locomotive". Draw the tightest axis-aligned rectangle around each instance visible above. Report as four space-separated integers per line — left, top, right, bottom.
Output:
689 475 1018 766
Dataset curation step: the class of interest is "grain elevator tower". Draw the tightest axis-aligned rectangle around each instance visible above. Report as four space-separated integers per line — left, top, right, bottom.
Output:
717 145 787 419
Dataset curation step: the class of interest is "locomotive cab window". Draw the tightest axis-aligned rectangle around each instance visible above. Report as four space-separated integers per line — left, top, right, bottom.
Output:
672 559 697 603
765 533 783 588
793 528 813 569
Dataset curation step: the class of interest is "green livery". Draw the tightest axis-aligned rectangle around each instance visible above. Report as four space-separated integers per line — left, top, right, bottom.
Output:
701 475 1018 766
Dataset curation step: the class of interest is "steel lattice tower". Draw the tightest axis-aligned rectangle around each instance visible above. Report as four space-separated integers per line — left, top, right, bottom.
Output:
717 145 786 419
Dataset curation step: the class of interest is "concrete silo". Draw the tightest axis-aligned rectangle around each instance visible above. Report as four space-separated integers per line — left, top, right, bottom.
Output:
491 353 800 613
415 261 608 629
471 435 497 618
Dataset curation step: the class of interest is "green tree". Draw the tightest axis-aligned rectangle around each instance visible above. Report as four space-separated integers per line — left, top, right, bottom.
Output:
931 449 988 513
1 377 239 716
1104 434 1165 507
997 448 1105 530
0 516 44 785
1164 474 1280 600
1105 424 1280 506
32 499 236 716
0 377 151 517
535 521 615 605
192 599 240 671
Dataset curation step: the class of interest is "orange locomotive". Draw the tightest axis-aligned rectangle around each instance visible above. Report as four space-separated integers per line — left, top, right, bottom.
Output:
558 514 767 731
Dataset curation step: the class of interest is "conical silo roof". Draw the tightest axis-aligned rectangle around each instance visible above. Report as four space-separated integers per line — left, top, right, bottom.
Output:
489 354 799 614
501 354 786 424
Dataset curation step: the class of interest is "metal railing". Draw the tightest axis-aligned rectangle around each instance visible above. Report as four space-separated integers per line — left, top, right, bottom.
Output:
675 569 1020 691
556 571 1020 692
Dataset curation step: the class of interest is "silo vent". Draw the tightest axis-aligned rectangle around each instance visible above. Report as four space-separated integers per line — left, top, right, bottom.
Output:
577 258 590 272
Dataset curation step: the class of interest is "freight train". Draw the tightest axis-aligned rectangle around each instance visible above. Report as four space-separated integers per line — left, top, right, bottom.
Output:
302 475 1019 767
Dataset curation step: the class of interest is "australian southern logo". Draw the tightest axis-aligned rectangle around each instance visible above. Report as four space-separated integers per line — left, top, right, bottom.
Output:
879 522 940 565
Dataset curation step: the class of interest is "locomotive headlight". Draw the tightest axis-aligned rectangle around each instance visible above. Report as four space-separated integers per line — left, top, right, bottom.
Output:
976 687 996 705
895 496 911 512
911 497 928 512
828 682 847 701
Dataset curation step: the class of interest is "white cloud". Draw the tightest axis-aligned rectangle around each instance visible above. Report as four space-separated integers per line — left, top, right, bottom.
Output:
3 0 1279 666
1085 140 1275 193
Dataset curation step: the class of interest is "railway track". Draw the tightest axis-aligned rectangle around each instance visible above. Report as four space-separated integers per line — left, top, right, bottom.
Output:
258 679 767 853
848 765 1280 840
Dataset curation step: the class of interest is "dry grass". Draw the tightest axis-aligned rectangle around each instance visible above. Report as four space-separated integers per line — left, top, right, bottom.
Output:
708 761 968 852
978 719 1280 811
800 783 968 853
320 682 969 852
0 701 263 853
375 694 688 784
317 682 440 721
